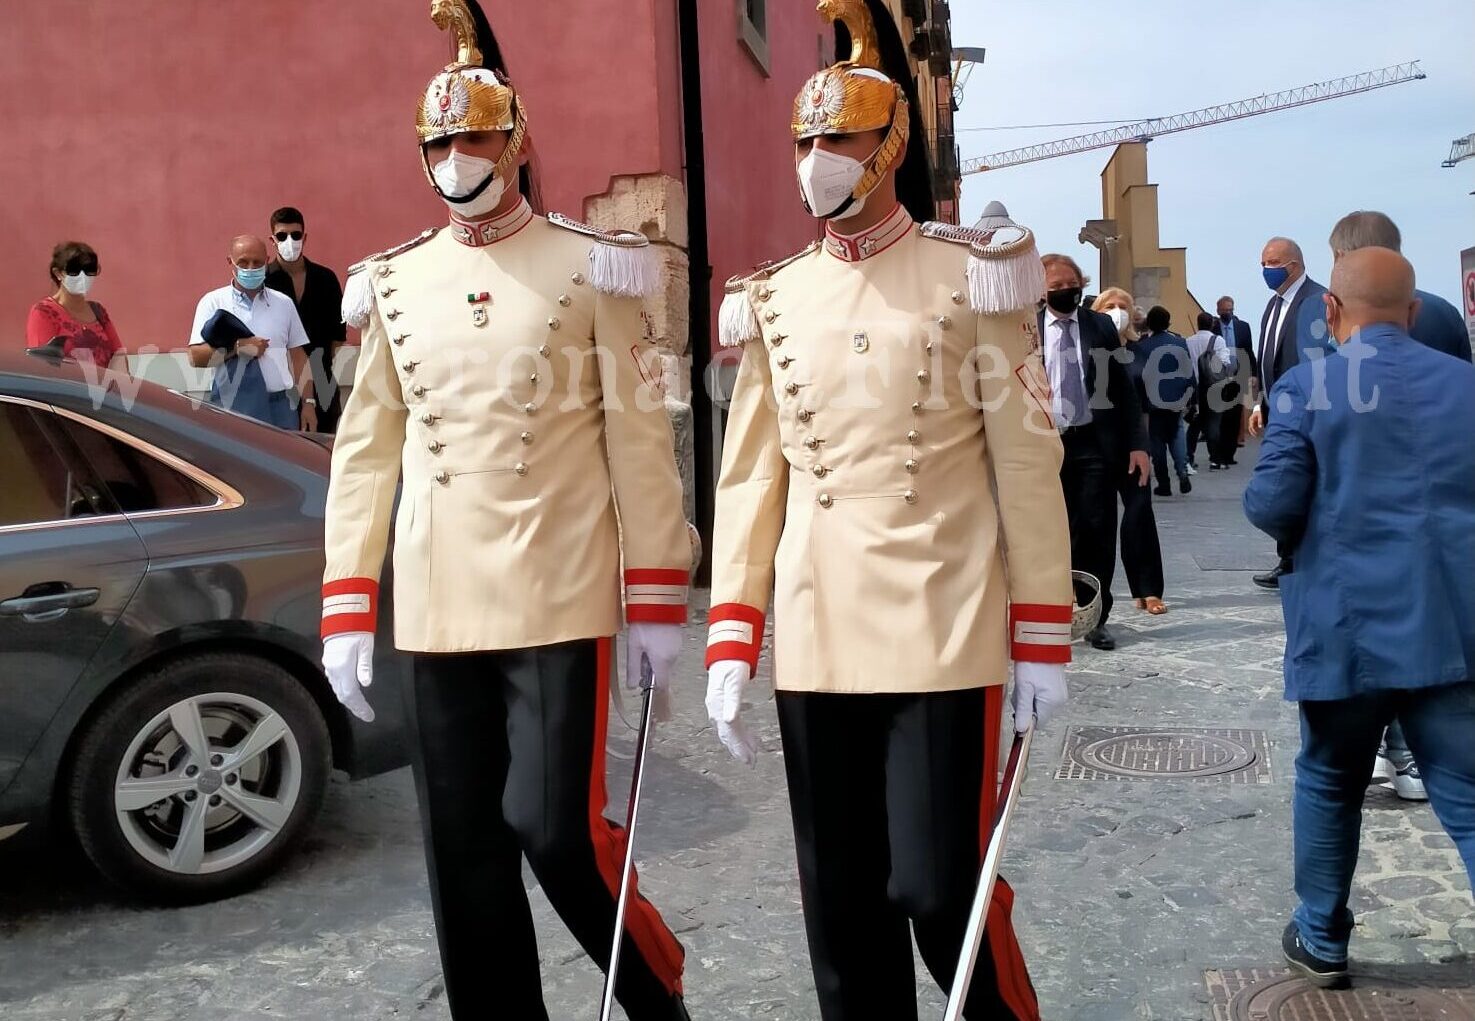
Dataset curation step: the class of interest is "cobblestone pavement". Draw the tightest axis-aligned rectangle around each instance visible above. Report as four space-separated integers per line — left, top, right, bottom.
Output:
0 448 1469 1020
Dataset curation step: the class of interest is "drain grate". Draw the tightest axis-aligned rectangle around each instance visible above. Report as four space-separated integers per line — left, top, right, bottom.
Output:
1194 552 1281 572
1205 968 1475 1020
1056 726 1272 783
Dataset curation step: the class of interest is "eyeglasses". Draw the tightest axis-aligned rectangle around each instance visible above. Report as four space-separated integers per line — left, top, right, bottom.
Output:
273 230 304 242
64 259 100 276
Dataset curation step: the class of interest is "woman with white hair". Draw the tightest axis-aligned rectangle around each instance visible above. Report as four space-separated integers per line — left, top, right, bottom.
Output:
1092 287 1168 614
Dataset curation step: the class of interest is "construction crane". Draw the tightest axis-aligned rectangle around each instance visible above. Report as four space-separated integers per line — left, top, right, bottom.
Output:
1443 133 1475 167
962 61 1426 175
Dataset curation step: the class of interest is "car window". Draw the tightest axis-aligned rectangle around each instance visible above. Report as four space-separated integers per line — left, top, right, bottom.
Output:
55 417 215 514
0 404 112 526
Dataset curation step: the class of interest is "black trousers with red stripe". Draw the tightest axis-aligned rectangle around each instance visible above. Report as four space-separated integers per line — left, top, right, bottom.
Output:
776 686 1040 1021
406 640 686 1021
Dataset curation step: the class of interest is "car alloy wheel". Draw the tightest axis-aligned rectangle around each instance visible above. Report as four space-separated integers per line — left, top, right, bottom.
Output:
112 692 303 875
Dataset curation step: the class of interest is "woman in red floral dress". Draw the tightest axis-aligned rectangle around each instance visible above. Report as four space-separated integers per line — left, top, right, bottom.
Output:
25 241 128 372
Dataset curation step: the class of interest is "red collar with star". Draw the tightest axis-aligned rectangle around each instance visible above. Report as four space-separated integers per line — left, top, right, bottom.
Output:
823 203 912 263
449 198 534 248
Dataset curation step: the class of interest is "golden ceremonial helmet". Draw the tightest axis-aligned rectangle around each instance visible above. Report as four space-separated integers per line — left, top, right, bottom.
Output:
792 0 910 196
414 0 528 173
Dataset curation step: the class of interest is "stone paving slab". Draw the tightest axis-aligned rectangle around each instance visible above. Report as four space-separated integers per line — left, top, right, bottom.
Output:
0 449 1469 1020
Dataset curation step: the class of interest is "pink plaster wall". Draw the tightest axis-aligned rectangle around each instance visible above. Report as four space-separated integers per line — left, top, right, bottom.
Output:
696 0 828 352
0 1 672 350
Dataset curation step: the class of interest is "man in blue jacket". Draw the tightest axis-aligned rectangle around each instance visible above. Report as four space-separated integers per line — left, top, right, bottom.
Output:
1328 209 1474 801
1244 247 1475 990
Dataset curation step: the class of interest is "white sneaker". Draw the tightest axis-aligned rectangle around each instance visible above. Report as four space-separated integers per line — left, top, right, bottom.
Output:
1370 740 1394 784
1186 464 1198 476
1393 762 1428 801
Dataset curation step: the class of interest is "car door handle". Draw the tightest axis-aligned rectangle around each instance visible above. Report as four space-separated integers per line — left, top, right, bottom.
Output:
0 587 101 620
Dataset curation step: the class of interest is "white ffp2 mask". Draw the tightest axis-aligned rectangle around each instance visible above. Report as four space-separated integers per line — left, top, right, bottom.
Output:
62 272 94 297
276 237 303 262
430 151 506 218
796 146 872 222
1105 307 1130 333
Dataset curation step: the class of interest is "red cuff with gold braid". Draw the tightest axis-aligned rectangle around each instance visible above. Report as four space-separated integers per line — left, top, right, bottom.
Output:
322 578 378 638
624 568 690 625
1009 603 1072 663
706 603 765 672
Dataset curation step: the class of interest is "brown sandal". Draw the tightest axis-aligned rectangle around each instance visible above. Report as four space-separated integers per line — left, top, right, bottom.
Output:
1134 597 1168 614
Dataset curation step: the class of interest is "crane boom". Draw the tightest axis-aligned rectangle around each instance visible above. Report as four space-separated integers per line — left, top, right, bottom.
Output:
1443 133 1475 168
962 61 1425 175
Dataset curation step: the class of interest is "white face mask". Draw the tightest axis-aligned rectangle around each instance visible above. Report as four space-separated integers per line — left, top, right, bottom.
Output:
276 237 303 262
61 272 94 297
796 144 876 222
1105 307 1130 333
431 150 506 218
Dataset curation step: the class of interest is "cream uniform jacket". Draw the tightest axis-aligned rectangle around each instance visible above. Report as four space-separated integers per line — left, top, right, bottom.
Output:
707 204 1073 693
322 199 690 652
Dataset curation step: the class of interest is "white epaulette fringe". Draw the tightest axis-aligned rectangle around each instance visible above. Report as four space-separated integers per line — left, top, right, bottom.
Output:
340 228 441 329
547 211 661 300
718 282 761 348
717 240 821 347
920 219 1046 316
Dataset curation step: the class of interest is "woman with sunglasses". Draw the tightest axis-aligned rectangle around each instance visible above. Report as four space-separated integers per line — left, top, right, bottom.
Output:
26 241 127 372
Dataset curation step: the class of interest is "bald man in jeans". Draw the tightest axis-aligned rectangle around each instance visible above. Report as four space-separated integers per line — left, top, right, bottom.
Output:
1244 247 1475 989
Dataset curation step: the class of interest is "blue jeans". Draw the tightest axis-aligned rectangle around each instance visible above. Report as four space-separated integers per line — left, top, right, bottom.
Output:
1292 682 1475 961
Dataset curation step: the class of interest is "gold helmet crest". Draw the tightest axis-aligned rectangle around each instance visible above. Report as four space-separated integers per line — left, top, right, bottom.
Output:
414 0 528 177
791 0 910 200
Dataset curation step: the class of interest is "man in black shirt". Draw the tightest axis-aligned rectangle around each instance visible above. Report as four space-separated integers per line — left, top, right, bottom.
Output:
266 206 346 433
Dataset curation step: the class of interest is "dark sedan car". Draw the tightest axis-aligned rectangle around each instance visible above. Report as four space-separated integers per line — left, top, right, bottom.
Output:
0 349 408 901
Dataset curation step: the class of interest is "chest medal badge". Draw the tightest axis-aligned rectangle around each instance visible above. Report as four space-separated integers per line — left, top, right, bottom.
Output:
467 291 491 327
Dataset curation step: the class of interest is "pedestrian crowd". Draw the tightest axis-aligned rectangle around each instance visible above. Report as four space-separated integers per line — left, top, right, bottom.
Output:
25 206 348 433
1039 207 1473 990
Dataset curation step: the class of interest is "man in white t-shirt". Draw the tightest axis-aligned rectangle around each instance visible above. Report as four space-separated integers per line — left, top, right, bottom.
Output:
188 234 313 430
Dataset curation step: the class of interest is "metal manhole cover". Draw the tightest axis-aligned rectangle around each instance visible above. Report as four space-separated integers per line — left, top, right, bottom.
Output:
1056 726 1272 783
1206 968 1475 1020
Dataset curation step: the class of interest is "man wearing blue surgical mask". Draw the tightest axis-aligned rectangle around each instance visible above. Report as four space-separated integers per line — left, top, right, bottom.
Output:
188 234 313 430
1247 235 1326 590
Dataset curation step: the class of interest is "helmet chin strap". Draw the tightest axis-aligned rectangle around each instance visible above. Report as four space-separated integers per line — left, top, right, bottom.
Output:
851 87 910 203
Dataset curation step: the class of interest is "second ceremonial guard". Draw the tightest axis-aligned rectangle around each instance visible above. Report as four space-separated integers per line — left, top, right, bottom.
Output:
704 1 1073 1019
319 3 692 1019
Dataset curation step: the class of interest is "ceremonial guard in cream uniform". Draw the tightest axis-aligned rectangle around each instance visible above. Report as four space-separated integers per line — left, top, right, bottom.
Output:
320 4 691 1018
704 2 1072 1018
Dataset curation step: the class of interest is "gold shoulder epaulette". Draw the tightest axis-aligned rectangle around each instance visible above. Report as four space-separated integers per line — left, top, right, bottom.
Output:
546 211 649 250
346 227 442 276
726 240 821 292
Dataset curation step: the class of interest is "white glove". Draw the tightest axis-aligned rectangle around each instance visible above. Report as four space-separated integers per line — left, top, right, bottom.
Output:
705 660 758 765
1009 661 1067 733
323 632 376 723
626 622 683 723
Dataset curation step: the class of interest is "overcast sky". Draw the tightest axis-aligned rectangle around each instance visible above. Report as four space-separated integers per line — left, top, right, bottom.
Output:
951 0 1475 316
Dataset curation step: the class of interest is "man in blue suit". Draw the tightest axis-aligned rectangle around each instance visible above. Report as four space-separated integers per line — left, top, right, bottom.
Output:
1247 236 1328 589
1330 210 1472 362
1329 209 1475 801
1244 247 1475 990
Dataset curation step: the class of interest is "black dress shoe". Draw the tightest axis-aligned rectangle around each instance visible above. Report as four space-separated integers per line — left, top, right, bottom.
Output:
1282 922 1350 989
1153 485 1172 497
1086 624 1116 650
1179 475 1192 494
1253 561 1289 590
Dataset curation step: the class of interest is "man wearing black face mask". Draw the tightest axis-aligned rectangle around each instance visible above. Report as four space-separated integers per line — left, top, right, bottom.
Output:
1039 254 1150 650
